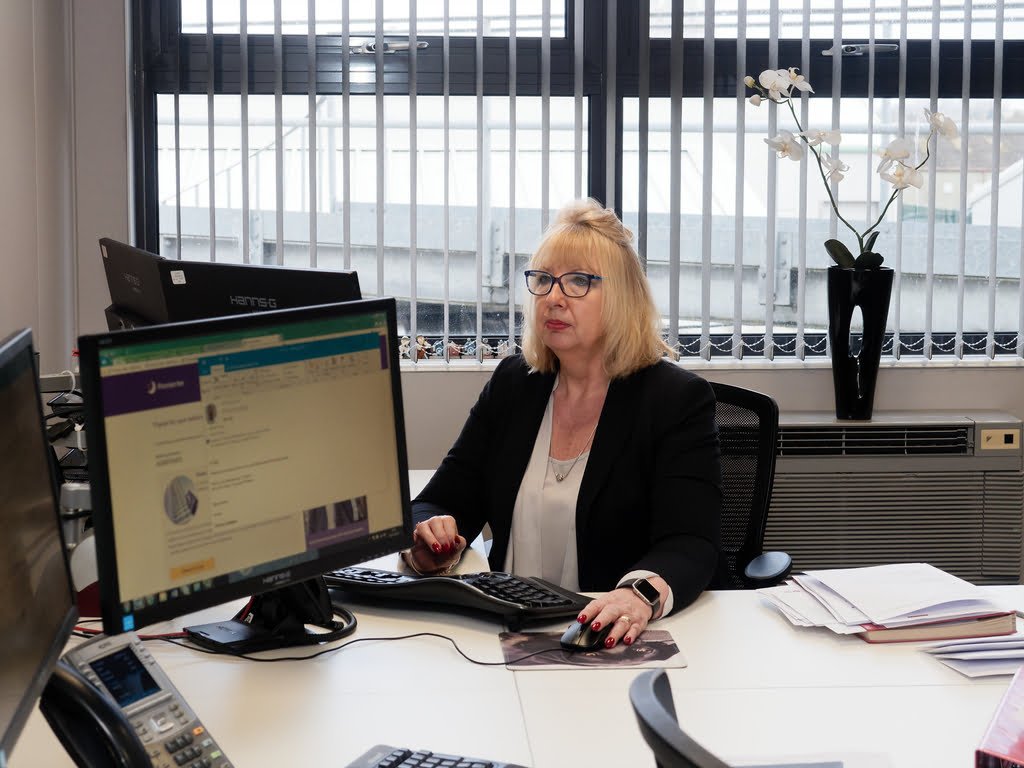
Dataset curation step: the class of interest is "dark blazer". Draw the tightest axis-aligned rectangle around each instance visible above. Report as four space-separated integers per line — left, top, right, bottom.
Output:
413 355 722 613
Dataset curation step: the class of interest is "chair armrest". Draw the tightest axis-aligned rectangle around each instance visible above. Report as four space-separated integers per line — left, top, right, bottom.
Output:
743 550 792 587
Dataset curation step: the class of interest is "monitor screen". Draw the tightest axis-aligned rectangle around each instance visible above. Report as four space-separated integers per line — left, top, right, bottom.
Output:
77 298 413 636
0 330 78 762
99 238 362 329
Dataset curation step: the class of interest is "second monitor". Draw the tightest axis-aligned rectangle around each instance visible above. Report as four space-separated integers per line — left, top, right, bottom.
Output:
100 238 362 329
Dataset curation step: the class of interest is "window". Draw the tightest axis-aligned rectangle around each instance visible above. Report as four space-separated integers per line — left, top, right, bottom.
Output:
134 1 1024 361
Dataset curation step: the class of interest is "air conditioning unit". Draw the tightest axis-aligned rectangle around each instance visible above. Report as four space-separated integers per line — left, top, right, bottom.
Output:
763 411 1024 585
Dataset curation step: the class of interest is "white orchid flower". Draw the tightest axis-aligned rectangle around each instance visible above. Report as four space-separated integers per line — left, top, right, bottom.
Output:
876 137 913 173
880 162 924 190
758 69 790 102
749 94 763 106
743 75 756 88
801 129 841 147
765 131 803 161
779 67 814 93
821 152 850 182
924 108 958 139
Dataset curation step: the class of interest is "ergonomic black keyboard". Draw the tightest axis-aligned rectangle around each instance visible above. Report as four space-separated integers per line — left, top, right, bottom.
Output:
323 566 589 629
345 744 528 768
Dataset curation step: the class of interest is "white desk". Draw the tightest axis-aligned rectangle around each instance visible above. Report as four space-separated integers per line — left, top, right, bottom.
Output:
12 585 1023 767
11 468 1024 768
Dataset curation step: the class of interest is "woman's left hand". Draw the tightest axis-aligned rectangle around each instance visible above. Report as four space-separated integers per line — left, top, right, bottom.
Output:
575 577 668 650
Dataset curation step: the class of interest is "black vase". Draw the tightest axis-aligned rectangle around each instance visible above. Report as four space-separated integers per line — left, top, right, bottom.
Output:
827 266 894 421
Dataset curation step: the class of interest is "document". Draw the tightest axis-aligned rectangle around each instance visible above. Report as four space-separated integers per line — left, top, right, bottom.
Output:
803 563 1002 626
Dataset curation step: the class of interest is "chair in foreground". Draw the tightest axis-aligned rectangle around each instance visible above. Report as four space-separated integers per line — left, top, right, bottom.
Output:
629 669 730 768
708 382 791 589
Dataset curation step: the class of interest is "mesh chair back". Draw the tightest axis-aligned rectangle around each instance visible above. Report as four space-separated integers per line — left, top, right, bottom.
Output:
708 382 780 590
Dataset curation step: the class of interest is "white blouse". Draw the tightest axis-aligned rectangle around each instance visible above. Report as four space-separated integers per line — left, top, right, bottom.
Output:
502 378 675 616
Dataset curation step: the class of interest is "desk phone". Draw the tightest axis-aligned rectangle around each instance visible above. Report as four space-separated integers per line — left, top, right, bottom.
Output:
59 633 232 768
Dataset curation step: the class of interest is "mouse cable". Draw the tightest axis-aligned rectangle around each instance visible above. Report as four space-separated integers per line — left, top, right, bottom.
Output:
153 630 570 667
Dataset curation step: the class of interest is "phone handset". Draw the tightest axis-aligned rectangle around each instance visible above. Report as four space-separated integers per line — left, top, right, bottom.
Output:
40 632 233 768
40 659 152 767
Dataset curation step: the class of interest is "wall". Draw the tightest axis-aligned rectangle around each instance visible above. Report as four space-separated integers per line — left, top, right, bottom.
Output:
0 0 75 372
401 360 1024 468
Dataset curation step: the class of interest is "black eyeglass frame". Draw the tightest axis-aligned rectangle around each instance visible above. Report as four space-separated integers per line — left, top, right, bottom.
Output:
523 270 604 298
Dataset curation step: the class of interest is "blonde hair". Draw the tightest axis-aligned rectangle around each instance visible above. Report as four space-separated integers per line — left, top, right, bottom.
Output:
521 198 676 378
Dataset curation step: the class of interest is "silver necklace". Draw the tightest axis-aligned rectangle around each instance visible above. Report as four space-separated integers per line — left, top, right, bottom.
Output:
551 422 599 482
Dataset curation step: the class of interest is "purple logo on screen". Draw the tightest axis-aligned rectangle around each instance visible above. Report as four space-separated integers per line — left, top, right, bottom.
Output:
101 363 200 416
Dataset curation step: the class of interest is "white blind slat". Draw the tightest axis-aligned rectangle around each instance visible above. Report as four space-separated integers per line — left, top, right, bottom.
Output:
274 0 284 265
207 0 216 260
508 0 517 352
342 0 352 270
733 0 747 359
307 0 318 267
667 0 682 348
700 3 714 360
573 0 583 201
409 0 418 354
988 4 1004 359
638 0 650 271
956 4 972 358
375 0 385 295
541 0 551 231
239 0 249 263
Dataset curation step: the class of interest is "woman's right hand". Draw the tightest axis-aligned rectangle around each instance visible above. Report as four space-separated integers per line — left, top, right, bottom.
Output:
407 515 465 573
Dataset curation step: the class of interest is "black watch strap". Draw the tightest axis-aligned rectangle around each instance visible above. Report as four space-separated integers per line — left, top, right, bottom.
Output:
620 577 661 619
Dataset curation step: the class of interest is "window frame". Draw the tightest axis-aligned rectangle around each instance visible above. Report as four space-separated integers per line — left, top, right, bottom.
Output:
131 0 1024 359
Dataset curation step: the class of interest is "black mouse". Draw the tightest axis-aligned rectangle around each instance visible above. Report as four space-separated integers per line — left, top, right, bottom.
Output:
560 619 613 652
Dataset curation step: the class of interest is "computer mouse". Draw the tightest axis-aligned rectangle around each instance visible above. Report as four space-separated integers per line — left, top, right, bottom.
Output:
559 619 613 652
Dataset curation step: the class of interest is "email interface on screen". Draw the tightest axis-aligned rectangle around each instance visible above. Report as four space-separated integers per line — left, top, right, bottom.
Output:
95 311 405 631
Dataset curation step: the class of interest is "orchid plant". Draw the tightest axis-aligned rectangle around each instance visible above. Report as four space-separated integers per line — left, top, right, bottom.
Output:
745 67 958 269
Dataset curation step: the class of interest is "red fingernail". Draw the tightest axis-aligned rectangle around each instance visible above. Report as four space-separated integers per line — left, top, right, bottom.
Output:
605 637 616 648
624 637 633 646
432 542 442 553
577 614 587 623
591 622 601 631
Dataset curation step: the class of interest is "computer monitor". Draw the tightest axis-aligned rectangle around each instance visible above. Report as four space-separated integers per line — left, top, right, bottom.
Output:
99 238 362 330
0 329 78 763
77 298 413 650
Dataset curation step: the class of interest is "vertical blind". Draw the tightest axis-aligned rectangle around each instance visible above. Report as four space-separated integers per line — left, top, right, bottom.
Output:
145 1 1023 362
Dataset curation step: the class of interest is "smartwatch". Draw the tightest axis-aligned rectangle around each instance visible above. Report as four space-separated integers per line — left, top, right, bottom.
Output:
622 577 662 619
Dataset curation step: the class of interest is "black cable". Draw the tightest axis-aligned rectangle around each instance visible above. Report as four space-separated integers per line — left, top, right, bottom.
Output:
154 630 569 667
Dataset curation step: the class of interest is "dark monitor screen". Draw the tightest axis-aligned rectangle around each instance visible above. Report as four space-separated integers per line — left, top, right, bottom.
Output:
77 298 413 635
99 238 362 329
0 330 78 763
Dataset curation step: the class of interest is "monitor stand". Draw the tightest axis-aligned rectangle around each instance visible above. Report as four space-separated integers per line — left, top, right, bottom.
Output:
184 576 356 654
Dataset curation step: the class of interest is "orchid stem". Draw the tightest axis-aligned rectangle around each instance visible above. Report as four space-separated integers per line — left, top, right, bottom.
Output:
785 98 864 253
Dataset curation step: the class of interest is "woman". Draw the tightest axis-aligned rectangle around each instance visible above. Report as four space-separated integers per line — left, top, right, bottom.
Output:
405 199 721 649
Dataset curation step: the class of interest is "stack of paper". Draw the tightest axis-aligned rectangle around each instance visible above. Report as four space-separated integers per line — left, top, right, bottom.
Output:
757 562 1014 640
925 635 1024 678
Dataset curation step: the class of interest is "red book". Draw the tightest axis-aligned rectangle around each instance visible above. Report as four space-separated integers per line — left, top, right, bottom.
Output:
977 668 1024 768
858 611 1016 644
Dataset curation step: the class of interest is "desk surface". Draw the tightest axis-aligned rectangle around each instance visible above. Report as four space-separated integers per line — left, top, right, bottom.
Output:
9 473 1024 767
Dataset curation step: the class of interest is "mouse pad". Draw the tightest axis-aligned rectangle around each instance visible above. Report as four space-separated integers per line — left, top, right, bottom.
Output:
499 628 686 670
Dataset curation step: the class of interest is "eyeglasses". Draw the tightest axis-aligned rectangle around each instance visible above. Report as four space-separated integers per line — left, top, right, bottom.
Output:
524 270 603 298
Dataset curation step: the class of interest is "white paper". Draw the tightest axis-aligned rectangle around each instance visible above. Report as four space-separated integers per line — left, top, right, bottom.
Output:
791 574 871 625
933 655 1024 678
924 634 1024 654
803 563 1000 624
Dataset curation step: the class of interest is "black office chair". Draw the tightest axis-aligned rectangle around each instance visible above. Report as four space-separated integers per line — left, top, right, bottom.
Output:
629 669 730 768
708 382 791 589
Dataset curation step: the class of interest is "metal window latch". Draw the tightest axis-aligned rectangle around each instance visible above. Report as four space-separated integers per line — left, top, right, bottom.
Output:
350 40 429 54
823 43 899 56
